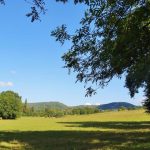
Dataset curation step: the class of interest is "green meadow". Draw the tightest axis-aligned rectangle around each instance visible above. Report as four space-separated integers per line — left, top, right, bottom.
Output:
0 109 150 150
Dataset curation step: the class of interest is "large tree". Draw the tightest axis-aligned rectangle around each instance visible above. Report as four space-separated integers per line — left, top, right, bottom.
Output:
0 91 22 119
52 0 150 112
1 0 150 111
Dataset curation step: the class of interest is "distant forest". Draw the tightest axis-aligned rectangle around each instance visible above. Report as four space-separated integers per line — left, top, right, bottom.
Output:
0 91 141 119
22 100 140 118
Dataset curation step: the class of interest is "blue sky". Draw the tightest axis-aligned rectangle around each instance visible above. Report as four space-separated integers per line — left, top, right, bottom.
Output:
0 1 144 106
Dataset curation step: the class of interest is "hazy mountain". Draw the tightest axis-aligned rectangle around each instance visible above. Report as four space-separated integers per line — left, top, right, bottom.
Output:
28 101 68 110
98 102 136 110
28 101 137 111
71 105 97 109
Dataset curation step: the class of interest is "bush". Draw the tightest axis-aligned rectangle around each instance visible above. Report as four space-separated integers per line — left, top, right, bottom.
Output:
0 91 22 119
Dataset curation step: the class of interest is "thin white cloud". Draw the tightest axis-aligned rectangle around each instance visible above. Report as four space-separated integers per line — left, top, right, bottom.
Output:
85 102 92 106
95 102 100 106
0 81 13 87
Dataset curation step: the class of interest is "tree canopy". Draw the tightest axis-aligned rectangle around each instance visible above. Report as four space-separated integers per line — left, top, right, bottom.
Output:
1 0 150 111
51 0 150 112
0 91 22 119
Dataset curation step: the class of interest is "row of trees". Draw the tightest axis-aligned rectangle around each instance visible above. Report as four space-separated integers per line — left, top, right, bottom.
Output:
22 101 100 117
44 107 100 117
0 90 101 119
0 90 143 119
22 101 139 117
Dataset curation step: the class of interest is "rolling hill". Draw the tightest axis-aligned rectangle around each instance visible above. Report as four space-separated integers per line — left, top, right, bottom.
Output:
98 102 136 110
28 101 137 111
28 101 68 110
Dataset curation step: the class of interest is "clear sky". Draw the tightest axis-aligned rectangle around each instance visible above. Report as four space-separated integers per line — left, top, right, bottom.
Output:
0 1 144 106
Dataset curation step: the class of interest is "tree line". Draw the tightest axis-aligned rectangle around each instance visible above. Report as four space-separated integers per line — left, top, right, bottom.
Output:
22 100 100 117
0 91 100 119
0 90 143 119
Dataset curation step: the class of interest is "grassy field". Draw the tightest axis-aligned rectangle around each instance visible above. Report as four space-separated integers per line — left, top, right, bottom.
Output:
0 109 150 150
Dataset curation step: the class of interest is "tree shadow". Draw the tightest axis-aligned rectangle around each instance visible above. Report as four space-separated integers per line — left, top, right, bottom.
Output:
58 121 150 130
0 129 150 149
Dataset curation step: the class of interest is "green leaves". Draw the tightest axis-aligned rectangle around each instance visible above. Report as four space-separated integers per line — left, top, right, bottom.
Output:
0 0 5 5
51 25 70 45
0 91 22 119
25 0 46 22
52 0 150 111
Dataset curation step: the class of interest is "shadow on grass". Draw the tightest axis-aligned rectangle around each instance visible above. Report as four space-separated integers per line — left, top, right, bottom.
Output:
58 121 150 130
0 122 150 150
0 130 150 150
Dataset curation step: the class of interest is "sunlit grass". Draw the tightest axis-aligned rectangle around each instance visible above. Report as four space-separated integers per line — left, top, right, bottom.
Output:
0 109 150 149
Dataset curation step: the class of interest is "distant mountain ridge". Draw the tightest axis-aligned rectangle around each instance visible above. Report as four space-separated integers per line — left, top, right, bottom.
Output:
98 102 136 110
28 101 68 110
28 101 137 110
